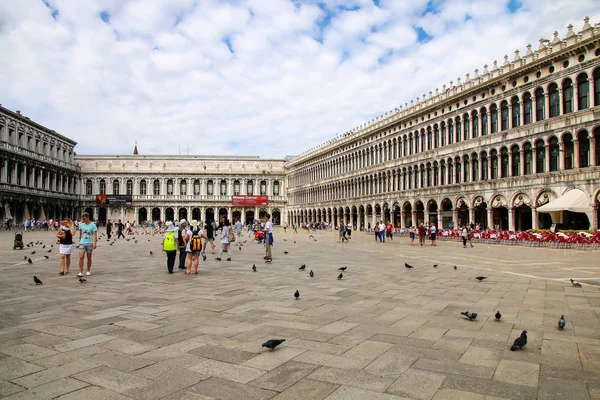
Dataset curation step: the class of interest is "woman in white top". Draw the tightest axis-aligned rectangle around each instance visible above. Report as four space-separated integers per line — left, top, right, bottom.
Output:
216 219 232 261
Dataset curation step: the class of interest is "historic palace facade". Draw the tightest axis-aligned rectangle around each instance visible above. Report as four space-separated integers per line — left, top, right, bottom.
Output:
0 106 79 223
76 155 287 225
285 19 600 232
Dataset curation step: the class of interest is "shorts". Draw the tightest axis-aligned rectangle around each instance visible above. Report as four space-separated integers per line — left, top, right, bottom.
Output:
59 244 73 255
386 232 392 238
409 233 415 239
186 250 201 255
78 244 93 253
201 237 213 244
430 233 436 240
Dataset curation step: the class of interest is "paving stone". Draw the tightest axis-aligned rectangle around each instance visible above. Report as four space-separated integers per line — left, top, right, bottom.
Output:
113 320 162 331
387 368 446 399
364 351 419 378
1 343 59 361
3 377 89 400
432 388 486 400
21 333 70 347
316 321 359 335
189 358 266 383
537 376 591 400
72 366 153 393
493 359 540 388
431 337 473 353
55 386 134 400
249 360 317 391
293 351 371 370
328 328 375 347
139 340 205 359
135 354 205 379
31 344 110 368
271 378 339 400
52 334 116 352
0 357 45 380
441 374 537 400
190 344 256 364
187 377 277 400
459 347 502 369
168 391 216 400
242 347 306 371
12 359 100 388
89 350 156 372
326 385 412 400
308 366 396 392
99 338 157 355
124 370 208 400
286 339 350 355
0 379 24 397
342 340 393 360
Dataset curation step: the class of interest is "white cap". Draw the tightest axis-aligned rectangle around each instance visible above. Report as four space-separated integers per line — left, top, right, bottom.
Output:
179 219 187 225
191 219 198 228
165 221 173 226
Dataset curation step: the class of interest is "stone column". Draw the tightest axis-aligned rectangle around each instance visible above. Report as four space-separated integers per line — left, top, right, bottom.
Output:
573 139 580 168
508 207 515 231
559 140 565 170
372 207 377 228
532 208 539 229
400 210 406 228
160 207 165 222
411 211 417 226
469 208 475 224
520 149 525 176
437 212 442 229
545 145 551 172
452 209 458 226
487 208 494 230
591 135 597 167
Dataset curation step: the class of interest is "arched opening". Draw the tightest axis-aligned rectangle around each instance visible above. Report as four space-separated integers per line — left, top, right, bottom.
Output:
192 208 201 221
511 97 520 128
151 208 160 221
258 208 267 220
98 207 107 224
165 208 174 221
138 207 147 224
577 73 589 110
490 104 498 133
245 210 254 223
220 180 227 196
383 204 391 223
457 199 469 226
578 130 590 168
205 208 215 223
272 209 281 225
511 145 520 176
207 180 214 195
166 179 174 196
523 92 532 125
393 204 400 227
595 127 600 165
490 149 498 179
500 147 509 178
562 78 574 114
415 201 425 226
218 208 228 222
492 198 508 231
563 133 574 170
374 204 382 222
441 198 453 228
233 180 241 195
232 210 241 222
427 200 438 225
402 202 412 228
523 143 532 175
549 83 560 117
535 87 545 121
514 203 532 231
178 208 187 221
500 101 509 131
84 207 94 220
549 137 559 171
180 180 187 196
474 199 488 229
535 140 545 173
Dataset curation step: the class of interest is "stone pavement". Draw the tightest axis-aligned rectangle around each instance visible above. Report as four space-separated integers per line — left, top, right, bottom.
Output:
0 228 599 399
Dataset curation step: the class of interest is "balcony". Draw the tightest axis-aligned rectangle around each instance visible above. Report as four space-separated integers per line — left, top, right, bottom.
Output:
0 183 79 200
0 142 77 170
79 194 287 203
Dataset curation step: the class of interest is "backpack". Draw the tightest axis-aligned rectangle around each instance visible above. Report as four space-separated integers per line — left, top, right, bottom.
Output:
191 229 202 252
228 228 236 243
163 231 177 251
177 227 186 247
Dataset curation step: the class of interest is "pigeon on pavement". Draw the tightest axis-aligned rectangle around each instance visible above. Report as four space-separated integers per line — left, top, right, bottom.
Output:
252 264 257 272
510 330 527 351
309 270 314 277
454 266 457 270
31 251 36 255
294 290 299 300
405 263 414 269
33 276 43 285
298 264 306 271
262 339 286 352
475 276 487 281
433 264 438 268
461 311 477 320
149 251 153 255
44 256 49 259
79 278 86 283
284 251 289 255
338 267 347 271
570 279 582 287
28 258 32 264
495 311 502 321
558 315 566 329
337 273 343 280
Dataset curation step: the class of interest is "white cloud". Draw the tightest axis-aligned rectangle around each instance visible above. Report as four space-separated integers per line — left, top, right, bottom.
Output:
0 0 598 158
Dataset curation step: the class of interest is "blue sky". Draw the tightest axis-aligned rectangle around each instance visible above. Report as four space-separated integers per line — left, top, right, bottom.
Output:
0 0 598 157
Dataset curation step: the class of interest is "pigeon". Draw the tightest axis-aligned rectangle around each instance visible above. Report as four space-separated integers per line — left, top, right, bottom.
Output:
298 264 306 271
461 311 477 320
558 315 566 329
47 249 52 253
294 241 296 244
24 256 27 260
284 251 289 255
454 266 457 270
308 235 317 241
495 311 501 321
405 263 414 269
51 244 53 247
337 273 343 280
252 264 257 272
43 245 46 248
135 240 138 244
31 251 36 255
338 267 347 271
433 264 438 268
475 276 487 281
570 279 582 287
510 330 527 351
33 276 43 285
283 238 287 241
148 240 150 242
149 251 153 255
44 256 49 259
79 278 86 283
262 339 285 351
309 270 314 277
28 258 32 264
294 290 300 300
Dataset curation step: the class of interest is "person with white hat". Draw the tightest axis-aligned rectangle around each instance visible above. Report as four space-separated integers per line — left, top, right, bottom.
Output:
162 221 178 273
177 219 188 269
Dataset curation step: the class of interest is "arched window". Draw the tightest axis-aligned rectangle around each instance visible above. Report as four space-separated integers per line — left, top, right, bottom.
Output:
523 143 533 175
247 180 253 195
440 161 446 185
562 79 574 114
471 153 478 181
549 83 560 117
441 123 447 146
472 110 479 138
153 179 160 195
220 180 227 196
511 145 520 176
207 180 213 195
500 148 509 178
523 92 532 125
490 150 498 179
140 180 147 195
85 179 92 195
273 180 280 196
463 114 470 140
426 163 432 186
407 168 412 189
482 110 489 135
126 179 133 195
455 118 461 143
427 128 432 150
535 88 545 121
578 130 590 168
549 137 559 172
463 155 469 182
99 179 106 195
233 180 240 195
180 180 187 195
420 131 426 152
112 180 119 195
595 128 600 165
166 179 174 195
260 180 267 195
577 73 589 110
595 69 600 106
409 133 414 155
511 97 520 128
563 133 574 170
434 125 439 148
455 157 461 184
447 159 453 184
420 165 425 188
490 104 498 133
433 162 439 186
403 136 408 156
448 120 454 144
194 179 200 195
535 140 545 173
481 152 489 180
500 101 509 131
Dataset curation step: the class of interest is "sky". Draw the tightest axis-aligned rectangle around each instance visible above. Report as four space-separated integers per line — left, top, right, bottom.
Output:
0 0 599 158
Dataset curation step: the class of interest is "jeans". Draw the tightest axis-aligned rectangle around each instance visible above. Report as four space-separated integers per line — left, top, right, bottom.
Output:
166 250 176 273
379 231 385 242
178 248 187 268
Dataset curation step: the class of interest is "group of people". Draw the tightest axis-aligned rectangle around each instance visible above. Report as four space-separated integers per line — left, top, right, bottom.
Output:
407 223 438 246
161 213 274 274
54 213 98 277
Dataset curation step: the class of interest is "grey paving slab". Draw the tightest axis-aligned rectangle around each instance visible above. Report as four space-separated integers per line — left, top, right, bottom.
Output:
326 385 413 400
2 377 89 400
2 230 600 399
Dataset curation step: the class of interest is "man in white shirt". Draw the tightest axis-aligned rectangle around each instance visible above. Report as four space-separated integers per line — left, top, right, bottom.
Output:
429 222 437 246
378 221 386 243
234 219 243 241
262 213 273 261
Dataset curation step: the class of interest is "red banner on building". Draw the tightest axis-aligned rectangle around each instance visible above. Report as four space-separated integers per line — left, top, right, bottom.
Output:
232 195 269 206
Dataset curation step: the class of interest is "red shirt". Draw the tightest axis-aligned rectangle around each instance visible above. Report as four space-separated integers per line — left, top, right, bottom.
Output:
418 226 427 236
386 224 393 233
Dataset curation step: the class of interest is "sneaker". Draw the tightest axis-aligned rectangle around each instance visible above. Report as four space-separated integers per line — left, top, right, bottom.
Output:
226 258 231 261
202 254 207 261
77 272 83 277
215 257 221 261
86 271 91 276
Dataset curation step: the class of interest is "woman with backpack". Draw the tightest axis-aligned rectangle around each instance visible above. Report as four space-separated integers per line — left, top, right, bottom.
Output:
162 221 178 274
216 219 233 261
184 220 206 275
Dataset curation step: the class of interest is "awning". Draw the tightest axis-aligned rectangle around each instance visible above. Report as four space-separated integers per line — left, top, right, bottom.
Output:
537 189 591 214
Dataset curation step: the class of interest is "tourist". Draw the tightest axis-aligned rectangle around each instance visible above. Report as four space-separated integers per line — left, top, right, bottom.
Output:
374 222 380 241
418 223 427 246
202 221 216 256
409 225 416 245
184 220 205 275
347 220 353 239
378 221 386 243
338 223 346 242
467 224 474 248
234 218 243 242
385 221 394 242
177 220 188 269
283 221 287 232
116 219 125 239
77 212 98 277
216 219 232 261
163 221 178 273
293 223 298 233
263 213 273 261
106 219 112 239
57 218 76 275
461 225 469 248
429 222 437 246
24 219 29 231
